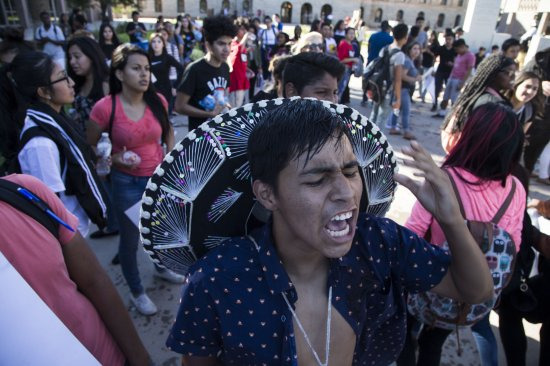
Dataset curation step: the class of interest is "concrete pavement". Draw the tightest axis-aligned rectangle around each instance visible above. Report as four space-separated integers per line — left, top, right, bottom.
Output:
86 75 545 365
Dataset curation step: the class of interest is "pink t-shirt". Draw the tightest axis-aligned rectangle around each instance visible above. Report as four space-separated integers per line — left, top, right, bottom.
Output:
0 174 124 365
406 168 525 250
90 94 167 177
450 51 475 80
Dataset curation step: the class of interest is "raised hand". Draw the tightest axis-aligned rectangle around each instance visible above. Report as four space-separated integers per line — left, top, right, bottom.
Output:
393 141 462 226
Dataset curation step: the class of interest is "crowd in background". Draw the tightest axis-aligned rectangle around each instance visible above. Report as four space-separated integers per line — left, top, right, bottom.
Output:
0 6 549 366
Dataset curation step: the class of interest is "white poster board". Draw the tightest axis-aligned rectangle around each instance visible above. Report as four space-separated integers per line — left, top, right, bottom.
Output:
0 252 100 366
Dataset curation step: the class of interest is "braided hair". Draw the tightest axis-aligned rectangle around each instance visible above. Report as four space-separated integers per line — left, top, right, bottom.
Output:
442 55 516 133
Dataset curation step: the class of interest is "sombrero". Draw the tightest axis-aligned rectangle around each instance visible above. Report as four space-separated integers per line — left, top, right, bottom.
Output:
139 98 397 274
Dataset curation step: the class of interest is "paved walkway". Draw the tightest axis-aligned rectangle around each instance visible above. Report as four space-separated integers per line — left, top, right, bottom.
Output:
86 76 544 365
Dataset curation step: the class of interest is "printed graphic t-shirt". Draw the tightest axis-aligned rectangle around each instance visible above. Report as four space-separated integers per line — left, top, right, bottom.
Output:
178 57 230 131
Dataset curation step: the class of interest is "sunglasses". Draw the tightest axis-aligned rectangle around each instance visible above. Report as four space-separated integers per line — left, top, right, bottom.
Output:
48 70 71 86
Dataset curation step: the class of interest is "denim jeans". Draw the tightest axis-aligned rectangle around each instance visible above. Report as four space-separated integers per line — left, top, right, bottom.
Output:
111 169 163 296
441 77 462 106
101 176 119 233
471 313 498 366
388 89 412 132
338 68 352 102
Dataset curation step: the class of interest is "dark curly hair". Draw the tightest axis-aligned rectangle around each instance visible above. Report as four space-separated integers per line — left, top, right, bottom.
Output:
202 15 237 44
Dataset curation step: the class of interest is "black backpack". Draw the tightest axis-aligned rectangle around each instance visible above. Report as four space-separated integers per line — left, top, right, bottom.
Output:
363 46 401 104
0 178 59 239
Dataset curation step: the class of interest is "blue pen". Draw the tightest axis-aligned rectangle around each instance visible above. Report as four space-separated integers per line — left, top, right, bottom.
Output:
17 187 76 232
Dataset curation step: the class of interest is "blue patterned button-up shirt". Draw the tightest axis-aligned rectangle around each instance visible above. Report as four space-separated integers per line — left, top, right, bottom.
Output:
166 213 451 365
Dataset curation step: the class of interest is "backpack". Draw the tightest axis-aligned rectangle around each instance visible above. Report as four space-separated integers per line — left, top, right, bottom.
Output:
363 46 401 104
407 169 518 331
0 178 59 239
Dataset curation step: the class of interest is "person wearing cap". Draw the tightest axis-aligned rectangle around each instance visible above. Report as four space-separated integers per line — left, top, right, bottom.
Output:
435 38 475 117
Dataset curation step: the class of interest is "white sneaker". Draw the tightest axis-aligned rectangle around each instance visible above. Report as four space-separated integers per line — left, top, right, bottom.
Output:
155 269 186 284
130 293 158 315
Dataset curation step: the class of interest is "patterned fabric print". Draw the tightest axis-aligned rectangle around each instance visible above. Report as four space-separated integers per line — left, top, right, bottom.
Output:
73 95 94 135
166 213 451 366
408 223 516 330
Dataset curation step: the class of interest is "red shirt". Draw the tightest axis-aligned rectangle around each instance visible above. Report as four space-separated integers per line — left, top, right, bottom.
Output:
0 174 125 365
90 94 168 177
338 40 355 68
229 40 250 92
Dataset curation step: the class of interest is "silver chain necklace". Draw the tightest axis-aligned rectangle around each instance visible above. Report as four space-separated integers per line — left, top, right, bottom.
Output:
282 286 332 366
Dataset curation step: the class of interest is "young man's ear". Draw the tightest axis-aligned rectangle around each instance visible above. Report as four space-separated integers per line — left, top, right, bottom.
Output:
284 82 298 98
252 179 277 211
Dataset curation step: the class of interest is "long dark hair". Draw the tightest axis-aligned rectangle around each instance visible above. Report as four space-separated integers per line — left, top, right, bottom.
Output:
66 36 109 102
0 51 55 166
98 23 120 48
443 103 523 186
109 44 170 144
443 55 516 133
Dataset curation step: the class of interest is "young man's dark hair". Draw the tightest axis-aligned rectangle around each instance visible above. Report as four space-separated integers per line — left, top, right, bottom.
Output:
381 20 390 32
416 16 425 23
501 38 520 52
202 15 237 44
409 25 420 39
39 11 50 18
492 45 499 51
453 38 466 48
344 26 355 34
131 10 139 17
248 99 350 190
392 23 409 41
282 52 345 97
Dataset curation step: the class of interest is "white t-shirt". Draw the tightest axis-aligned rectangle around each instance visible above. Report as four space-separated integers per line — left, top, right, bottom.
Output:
380 44 405 81
35 25 65 62
260 26 278 46
18 118 90 236
325 38 337 55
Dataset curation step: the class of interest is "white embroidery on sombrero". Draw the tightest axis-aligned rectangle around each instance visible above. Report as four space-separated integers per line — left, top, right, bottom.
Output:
204 235 231 250
208 188 243 223
233 161 250 180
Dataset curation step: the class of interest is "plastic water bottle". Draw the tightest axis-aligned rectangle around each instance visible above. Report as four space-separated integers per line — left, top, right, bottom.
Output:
96 132 112 176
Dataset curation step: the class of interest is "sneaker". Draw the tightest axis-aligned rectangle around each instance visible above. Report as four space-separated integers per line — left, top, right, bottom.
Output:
155 269 186 284
389 128 401 135
403 132 417 140
131 293 158 315
430 105 437 112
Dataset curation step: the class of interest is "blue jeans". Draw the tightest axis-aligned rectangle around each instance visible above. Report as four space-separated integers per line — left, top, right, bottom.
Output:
338 68 352 102
111 169 163 296
472 313 498 366
101 176 119 233
388 88 411 132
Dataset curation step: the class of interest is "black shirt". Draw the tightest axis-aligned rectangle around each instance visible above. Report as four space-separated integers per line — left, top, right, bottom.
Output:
100 43 117 61
151 53 184 104
433 45 456 76
125 22 146 43
178 58 230 131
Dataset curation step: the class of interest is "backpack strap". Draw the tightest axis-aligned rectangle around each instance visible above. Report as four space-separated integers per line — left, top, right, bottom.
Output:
108 94 116 138
0 179 59 239
444 169 466 218
492 179 516 224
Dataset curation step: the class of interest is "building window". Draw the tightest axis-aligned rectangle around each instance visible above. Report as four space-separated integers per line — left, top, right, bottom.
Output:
154 0 162 13
417 11 425 19
374 8 383 23
281 2 292 23
177 0 185 13
321 4 332 22
200 0 207 13
0 0 19 25
300 3 313 25
454 14 461 27
458 0 464 5
440 0 447 5
222 0 229 14
243 0 250 15
137 0 145 10
436 13 445 27
396 10 404 22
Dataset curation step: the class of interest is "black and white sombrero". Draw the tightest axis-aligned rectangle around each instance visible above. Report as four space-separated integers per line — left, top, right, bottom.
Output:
139 98 397 274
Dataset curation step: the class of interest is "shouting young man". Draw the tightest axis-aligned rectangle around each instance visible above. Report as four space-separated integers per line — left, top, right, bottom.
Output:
166 99 493 366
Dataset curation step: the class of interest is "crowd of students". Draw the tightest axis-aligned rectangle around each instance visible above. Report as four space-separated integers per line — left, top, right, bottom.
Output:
0 8 549 366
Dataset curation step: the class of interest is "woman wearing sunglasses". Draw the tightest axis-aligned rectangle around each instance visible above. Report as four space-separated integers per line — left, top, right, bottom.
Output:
2 51 107 237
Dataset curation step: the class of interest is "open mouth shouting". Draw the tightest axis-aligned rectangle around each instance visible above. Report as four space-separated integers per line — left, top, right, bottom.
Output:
325 210 354 239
